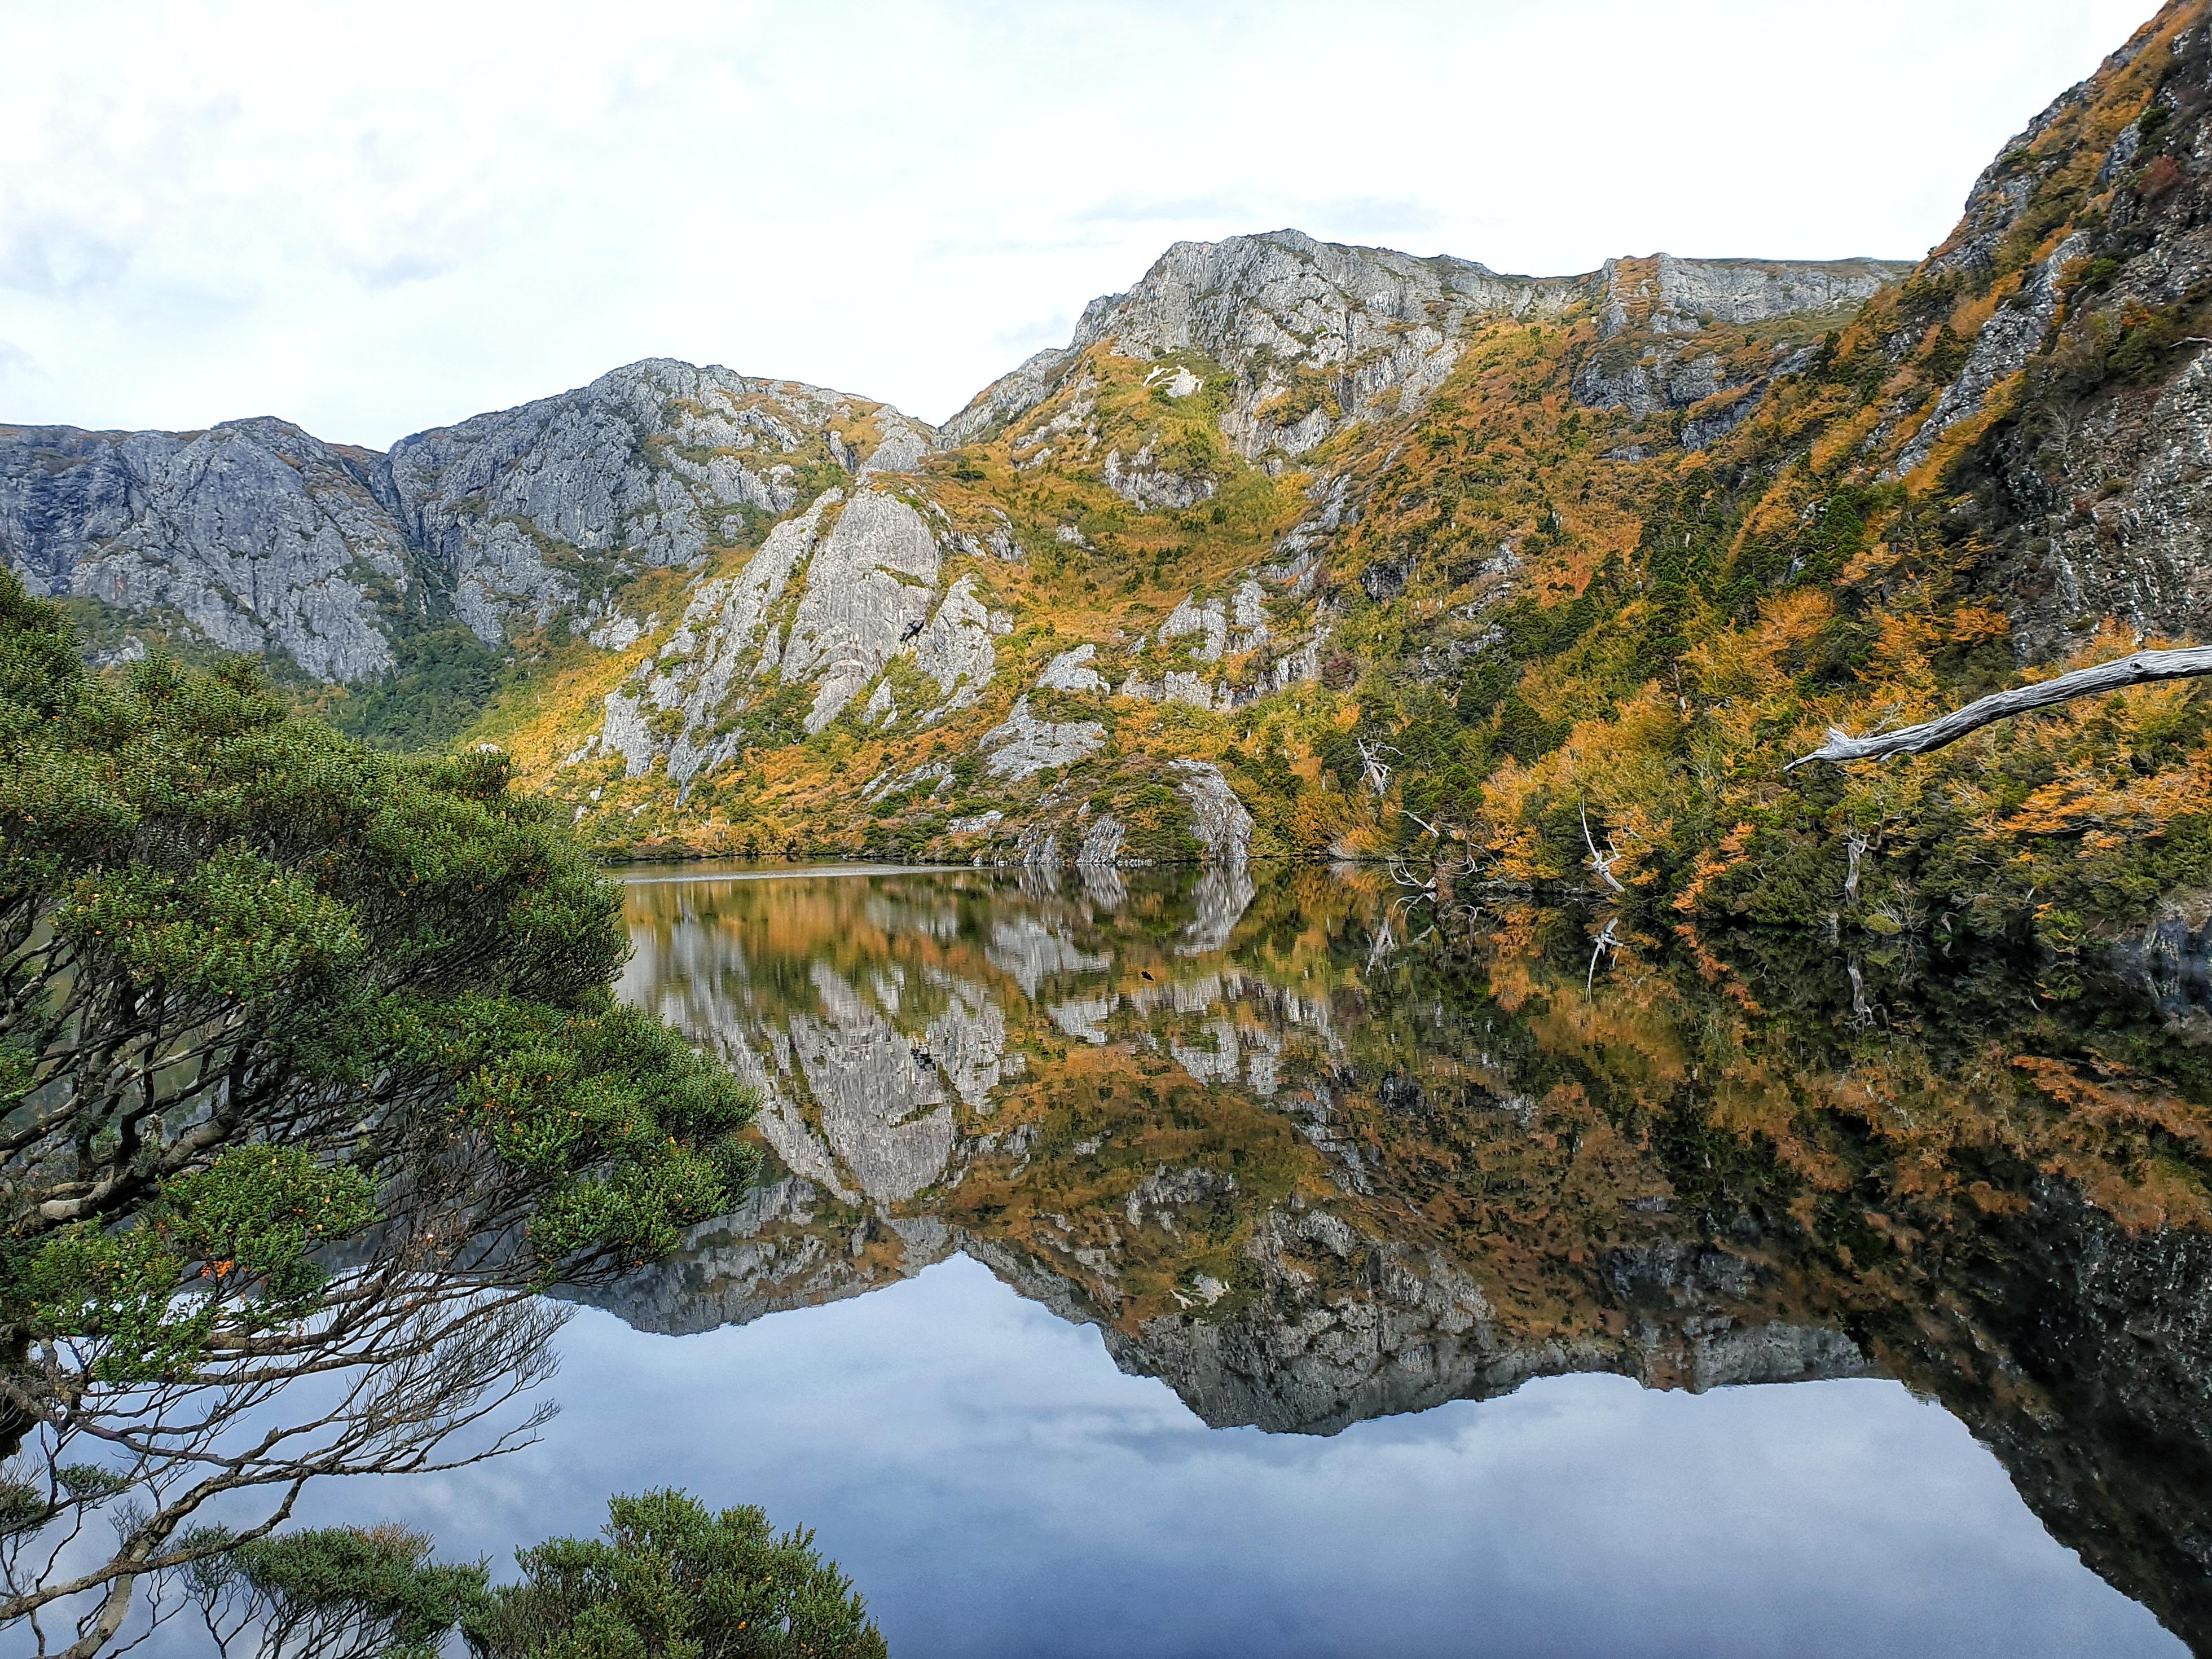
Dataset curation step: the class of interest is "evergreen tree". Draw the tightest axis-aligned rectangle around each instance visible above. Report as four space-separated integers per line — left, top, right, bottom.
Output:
0 570 762 1656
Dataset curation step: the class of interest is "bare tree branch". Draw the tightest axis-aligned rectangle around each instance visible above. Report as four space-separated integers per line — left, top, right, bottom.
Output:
1788 645 2212 769
1580 802 1626 894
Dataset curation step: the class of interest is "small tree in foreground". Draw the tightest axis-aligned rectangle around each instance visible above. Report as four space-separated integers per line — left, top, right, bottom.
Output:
174 1493 887 1659
468 1489 887 1659
187 1522 490 1659
0 569 763 1656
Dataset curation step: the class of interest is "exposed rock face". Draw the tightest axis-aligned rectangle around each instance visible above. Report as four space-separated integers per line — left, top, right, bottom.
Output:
1597 253 1904 337
0 418 409 681
561 1175 953 1337
1102 442 1215 509
1037 643 1109 694
1172 760 1255 865
384 360 925 646
1178 860 1256 953
599 490 842 782
0 359 936 689
946 231 1908 466
1946 1180 2212 1647
1573 253 1909 437
984 916 1110 998
946 230 1589 460
1894 231 2090 477
979 695 1106 781
903 574 1000 714
779 490 946 732
1076 812 1125 867
1913 10 2212 661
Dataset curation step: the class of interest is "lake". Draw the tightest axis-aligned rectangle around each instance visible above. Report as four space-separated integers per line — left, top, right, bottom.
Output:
302 861 2212 1657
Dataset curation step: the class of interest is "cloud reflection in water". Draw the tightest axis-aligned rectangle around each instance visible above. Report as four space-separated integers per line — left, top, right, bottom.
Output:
305 1253 2176 1659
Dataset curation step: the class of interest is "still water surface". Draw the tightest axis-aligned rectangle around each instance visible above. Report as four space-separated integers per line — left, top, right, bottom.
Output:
316 863 2212 1656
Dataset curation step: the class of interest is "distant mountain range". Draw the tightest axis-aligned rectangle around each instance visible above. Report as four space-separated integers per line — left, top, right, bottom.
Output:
9 1 2211 941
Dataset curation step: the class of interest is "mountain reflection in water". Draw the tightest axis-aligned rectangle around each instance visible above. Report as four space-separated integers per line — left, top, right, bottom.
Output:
583 861 2212 1653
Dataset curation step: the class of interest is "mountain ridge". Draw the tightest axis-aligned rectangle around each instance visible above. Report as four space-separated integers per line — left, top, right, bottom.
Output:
10 0 2212 949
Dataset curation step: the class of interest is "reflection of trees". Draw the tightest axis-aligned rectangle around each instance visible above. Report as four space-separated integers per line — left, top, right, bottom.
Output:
604 866 2212 1649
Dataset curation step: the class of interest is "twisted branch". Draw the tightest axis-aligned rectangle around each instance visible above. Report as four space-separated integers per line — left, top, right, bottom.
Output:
1788 646 2212 769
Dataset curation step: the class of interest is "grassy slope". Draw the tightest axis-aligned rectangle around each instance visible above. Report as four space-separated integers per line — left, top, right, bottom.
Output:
456 0 2212 950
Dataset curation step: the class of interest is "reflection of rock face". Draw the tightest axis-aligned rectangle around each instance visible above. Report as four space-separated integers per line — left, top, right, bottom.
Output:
985 917 1109 998
1101 1209 1868 1436
791 965 956 1203
603 862 2212 1652
924 979 1009 1112
1917 1183 2212 1649
1178 862 1255 954
571 1176 954 1336
604 868 1886 1443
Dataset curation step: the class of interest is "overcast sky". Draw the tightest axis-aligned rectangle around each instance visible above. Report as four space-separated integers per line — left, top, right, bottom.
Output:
0 0 2165 448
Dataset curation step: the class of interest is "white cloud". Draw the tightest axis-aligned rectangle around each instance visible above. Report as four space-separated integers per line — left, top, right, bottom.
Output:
0 0 2162 447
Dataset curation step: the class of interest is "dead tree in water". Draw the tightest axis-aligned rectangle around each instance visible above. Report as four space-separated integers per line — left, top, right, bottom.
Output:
1790 646 2212 768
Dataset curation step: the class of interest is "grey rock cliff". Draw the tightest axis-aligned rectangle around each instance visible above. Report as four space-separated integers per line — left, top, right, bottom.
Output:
945 230 1588 461
1573 253 1910 439
1 359 937 686
946 231 1911 466
382 359 935 646
0 418 410 681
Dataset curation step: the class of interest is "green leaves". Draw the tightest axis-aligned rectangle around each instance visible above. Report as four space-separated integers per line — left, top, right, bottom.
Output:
471 1488 886 1659
58 846 367 1001
1 567 758 1276
157 1144 380 1301
10 1146 377 1378
192 1523 493 1659
441 997 761 1266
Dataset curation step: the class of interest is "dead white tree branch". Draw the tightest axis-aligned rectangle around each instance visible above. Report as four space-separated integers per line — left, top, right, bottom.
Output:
1586 919 1621 996
1788 646 2212 769
1580 802 1626 894
1355 740 1397 798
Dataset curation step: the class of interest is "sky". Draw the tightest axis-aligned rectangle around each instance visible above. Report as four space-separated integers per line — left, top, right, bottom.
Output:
0 0 2168 448
271 1261 2178 1658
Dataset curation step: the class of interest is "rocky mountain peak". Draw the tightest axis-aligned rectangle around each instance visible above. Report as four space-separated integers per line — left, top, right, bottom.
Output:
0 358 935 690
947 230 1913 467
1594 253 1907 340
944 228 1589 461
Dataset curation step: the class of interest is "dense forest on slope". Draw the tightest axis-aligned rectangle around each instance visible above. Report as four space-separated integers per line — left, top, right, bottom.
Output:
10 1 2212 949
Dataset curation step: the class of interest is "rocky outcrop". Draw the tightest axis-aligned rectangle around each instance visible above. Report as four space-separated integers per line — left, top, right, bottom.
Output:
0 418 411 681
1595 253 1905 338
978 695 1106 781
1894 231 2089 476
1037 643 1109 694
1907 8 2212 660
777 489 947 732
901 574 1000 716
946 232 1910 468
1102 442 1215 510
1573 253 1909 439
597 490 842 783
1 359 938 690
1172 760 1255 865
945 230 1589 460
385 360 931 646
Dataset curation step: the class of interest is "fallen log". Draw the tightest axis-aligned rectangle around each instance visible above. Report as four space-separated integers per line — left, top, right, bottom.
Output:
1788 645 2212 769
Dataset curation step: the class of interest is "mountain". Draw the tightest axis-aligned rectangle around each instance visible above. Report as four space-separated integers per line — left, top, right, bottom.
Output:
1 363 933 745
10 0 2212 944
